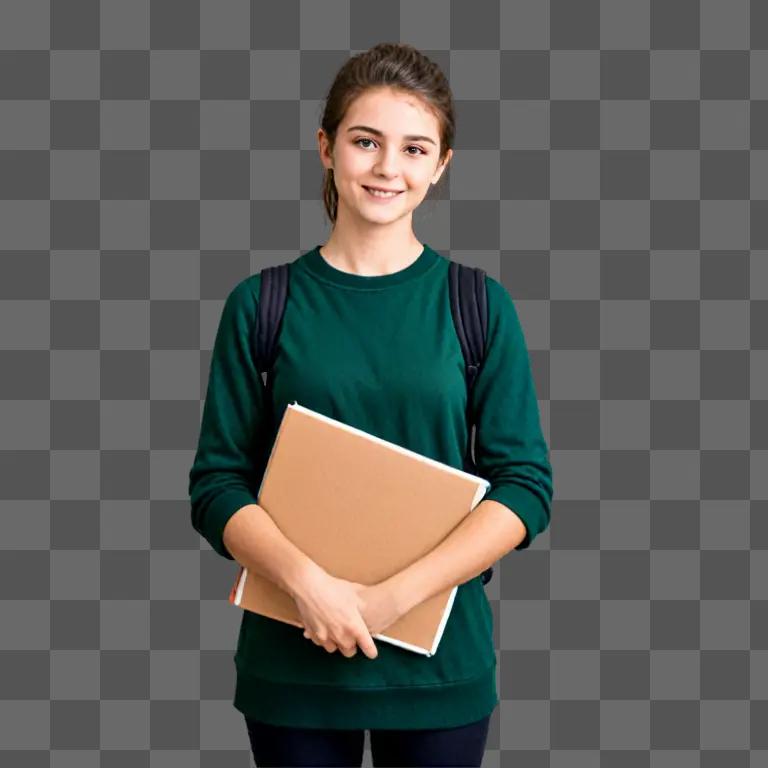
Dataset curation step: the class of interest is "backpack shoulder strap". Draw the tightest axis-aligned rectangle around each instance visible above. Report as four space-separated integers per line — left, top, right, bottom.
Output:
448 261 493 586
448 260 489 418
255 263 291 376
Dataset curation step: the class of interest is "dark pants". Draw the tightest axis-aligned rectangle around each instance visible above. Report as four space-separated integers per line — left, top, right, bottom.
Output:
245 713 491 767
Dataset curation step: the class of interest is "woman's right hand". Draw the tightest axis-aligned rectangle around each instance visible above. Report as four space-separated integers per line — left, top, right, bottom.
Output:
292 563 378 659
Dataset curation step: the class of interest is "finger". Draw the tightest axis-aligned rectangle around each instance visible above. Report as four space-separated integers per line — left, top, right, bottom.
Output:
357 629 378 659
339 643 358 658
315 633 335 653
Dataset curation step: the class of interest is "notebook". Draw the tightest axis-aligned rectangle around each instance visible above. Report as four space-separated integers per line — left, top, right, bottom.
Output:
229 401 490 656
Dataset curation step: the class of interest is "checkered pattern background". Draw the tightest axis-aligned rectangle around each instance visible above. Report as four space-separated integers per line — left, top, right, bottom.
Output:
1 0 767 765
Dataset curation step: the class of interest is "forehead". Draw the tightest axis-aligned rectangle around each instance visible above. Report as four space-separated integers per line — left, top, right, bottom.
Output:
342 88 438 137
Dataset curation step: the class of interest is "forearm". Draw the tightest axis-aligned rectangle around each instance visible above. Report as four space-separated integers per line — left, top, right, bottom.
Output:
222 503 319 599
382 499 527 615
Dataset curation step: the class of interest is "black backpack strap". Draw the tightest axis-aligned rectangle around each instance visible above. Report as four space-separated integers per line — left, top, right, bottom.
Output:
448 261 488 404
448 261 493 586
256 264 290 375
255 264 290 437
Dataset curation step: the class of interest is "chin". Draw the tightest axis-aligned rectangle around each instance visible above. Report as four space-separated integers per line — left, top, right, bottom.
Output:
360 206 408 220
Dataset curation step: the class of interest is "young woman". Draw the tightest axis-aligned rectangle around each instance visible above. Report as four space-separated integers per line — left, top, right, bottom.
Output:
189 42 553 767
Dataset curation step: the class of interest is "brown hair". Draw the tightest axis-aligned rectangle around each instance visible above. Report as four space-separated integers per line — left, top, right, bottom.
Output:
319 42 455 225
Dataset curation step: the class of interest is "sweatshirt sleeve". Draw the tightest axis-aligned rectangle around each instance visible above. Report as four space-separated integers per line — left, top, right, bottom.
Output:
188 276 269 560
468 275 554 550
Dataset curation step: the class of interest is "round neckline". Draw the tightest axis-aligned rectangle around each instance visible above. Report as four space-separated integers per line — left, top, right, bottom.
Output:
299 242 439 290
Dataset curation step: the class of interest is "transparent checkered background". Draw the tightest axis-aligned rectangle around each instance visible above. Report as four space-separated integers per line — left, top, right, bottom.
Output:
1 0 768 765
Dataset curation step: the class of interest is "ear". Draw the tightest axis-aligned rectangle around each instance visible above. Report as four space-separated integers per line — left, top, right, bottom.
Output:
432 148 453 185
317 129 334 171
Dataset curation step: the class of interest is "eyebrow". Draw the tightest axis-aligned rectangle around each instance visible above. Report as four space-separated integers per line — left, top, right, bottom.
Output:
346 125 437 146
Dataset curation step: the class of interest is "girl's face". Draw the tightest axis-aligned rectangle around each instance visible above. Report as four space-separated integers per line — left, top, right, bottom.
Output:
318 87 451 225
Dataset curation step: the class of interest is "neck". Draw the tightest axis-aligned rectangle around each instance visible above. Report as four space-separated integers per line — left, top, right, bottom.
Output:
321 220 423 277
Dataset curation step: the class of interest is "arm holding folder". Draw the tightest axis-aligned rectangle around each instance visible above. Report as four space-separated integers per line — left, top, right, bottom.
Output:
382 498 527 616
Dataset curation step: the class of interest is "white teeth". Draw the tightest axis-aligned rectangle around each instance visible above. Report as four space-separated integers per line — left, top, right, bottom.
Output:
366 187 400 198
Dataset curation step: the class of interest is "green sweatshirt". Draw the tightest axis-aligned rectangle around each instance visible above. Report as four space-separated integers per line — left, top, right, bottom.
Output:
188 243 553 730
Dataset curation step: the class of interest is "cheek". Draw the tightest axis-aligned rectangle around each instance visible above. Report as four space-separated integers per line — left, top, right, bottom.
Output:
343 154 371 174
406 176 432 197
408 167 434 186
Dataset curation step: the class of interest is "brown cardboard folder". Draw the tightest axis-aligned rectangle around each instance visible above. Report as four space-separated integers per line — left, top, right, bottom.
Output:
229 401 490 657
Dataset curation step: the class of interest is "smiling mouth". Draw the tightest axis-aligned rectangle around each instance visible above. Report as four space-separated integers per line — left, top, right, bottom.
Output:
363 186 404 197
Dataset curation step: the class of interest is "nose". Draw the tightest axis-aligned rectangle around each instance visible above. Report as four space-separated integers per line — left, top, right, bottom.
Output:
373 145 401 178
